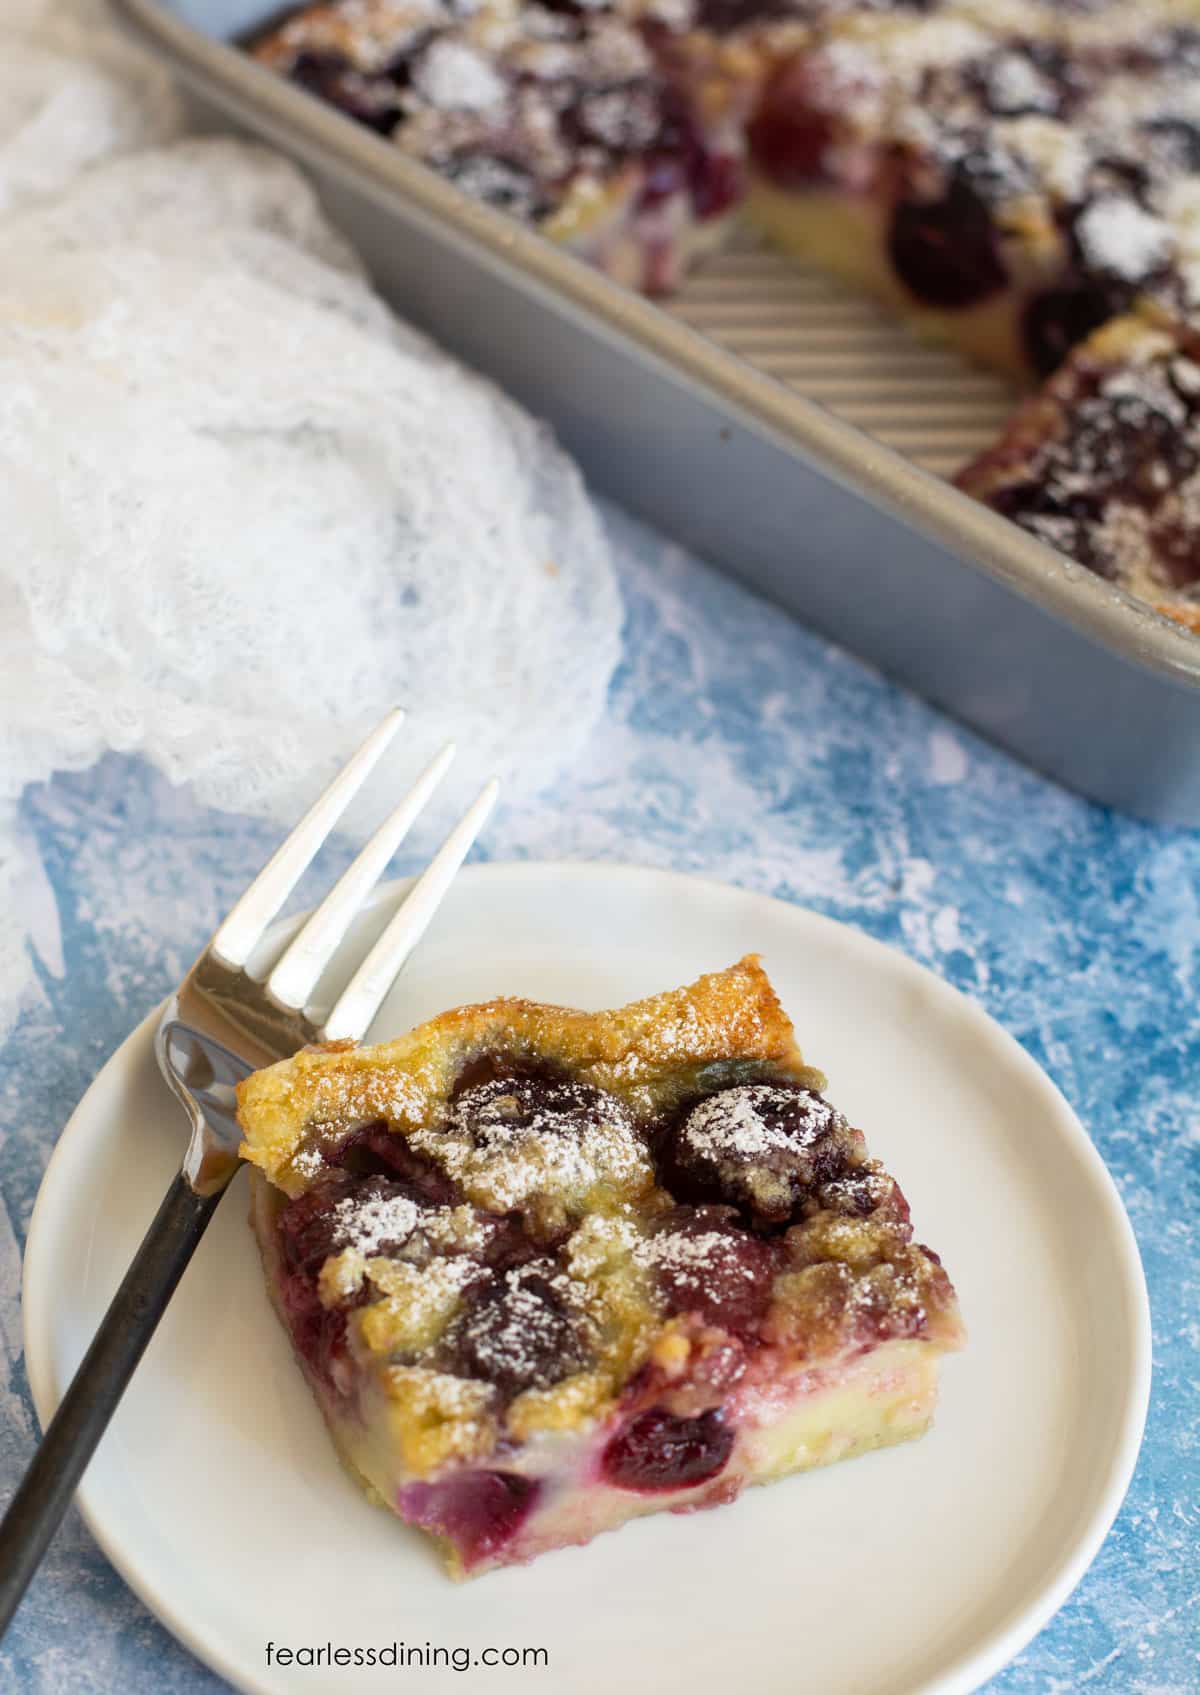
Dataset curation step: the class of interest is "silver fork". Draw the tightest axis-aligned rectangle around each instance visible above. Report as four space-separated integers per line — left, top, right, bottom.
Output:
0 710 496 1634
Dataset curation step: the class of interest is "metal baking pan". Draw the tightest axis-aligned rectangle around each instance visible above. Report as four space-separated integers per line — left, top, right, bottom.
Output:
118 0 1200 824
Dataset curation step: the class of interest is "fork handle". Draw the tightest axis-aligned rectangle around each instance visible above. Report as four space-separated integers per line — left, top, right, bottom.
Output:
0 1171 224 1637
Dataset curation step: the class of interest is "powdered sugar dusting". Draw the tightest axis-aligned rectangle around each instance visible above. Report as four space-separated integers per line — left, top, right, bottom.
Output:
682 1084 837 1160
818 1169 892 1213
1171 356 1200 399
981 51 1056 118
1073 197 1174 284
381 1365 497 1462
412 1075 653 1213
1104 365 1186 427
289 1141 327 1180
412 38 507 111
423 1204 491 1253
452 1261 589 1392
360 1252 482 1351
1000 114 1090 202
635 1228 754 1287
564 1212 641 1280
331 1188 419 1255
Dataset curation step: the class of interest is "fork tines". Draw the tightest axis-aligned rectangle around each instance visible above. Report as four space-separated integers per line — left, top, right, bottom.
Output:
210 711 497 1045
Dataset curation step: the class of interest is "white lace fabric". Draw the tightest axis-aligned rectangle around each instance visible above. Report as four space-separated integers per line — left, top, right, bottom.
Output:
0 1 622 1039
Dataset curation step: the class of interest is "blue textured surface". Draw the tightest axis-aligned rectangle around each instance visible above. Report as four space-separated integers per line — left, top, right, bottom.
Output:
0 503 1197 1693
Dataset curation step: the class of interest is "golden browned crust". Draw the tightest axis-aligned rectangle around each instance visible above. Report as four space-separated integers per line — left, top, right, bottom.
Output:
237 955 819 1195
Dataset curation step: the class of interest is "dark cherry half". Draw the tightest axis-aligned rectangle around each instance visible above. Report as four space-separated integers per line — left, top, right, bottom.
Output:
325 1119 460 1207
1142 115 1200 174
692 0 791 33
1070 391 1197 489
602 1408 734 1492
659 1081 852 1227
968 40 1077 120
450 1070 633 1153
272 1178 370 1394
690 152 745 220
746 95 835 191
817 1166 907 1222
986 482 1098 574
647 1204 782 1333
272 1247 355 1395
563 81 664 159
442 153 552 222
274 1170 446 1393
1152 520 1200 589
289 52 403 134
278 1172 425 1274
398 1472 540 1565
443 1262 586 1399
887 170 1007 309
635 88 745 221
1022 280 1125 377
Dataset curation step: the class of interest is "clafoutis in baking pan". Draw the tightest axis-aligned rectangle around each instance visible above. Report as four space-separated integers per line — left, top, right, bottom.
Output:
118 0 1200 825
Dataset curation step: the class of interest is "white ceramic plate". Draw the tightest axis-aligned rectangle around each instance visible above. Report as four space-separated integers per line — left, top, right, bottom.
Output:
23 864 1150 1695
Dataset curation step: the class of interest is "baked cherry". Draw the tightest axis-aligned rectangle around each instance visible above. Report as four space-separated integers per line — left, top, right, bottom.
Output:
1071 391 1195 489
444 1262 585 1398
443 153 550 221
662 1082 852 1225
275 1272 354 1394
327 1120 459 1207
629 86 744 221
399 1472 539 1564
972 45 1064 119
289 53 402 133
988 475 1101 529
692 0 790 31
984 478 1104 572
646 1205 781 1332
1142 116 1200 173
887 173 1007 309
451 1071 631 1152
274 1172 436 1392
846 1272 927 1346
639 149 689 207
568 84 663 156
602 1408 734 1491
691 152 744 220
816 1167 905 1221
746 66 836 190
1157 26 1200 74
1153 520 1200 588
1022 282 1124 377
